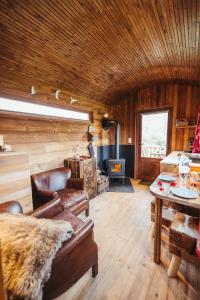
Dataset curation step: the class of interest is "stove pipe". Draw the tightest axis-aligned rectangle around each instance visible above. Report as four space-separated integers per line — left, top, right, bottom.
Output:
115 122 120 160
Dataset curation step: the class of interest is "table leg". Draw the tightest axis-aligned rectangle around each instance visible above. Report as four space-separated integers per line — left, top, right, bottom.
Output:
154 197 163 264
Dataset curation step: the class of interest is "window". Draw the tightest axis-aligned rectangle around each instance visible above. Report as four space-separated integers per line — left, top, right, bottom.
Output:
141 111 168 158
0 97 89 121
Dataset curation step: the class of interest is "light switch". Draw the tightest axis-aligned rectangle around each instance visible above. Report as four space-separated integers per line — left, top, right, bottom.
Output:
128 137 132 144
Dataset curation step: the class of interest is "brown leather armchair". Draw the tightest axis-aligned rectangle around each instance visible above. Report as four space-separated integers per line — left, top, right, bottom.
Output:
0 199 98 300
31 167 89 216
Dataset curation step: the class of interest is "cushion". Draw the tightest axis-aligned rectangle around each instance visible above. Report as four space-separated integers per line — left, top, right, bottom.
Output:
52 209 83 232
57 189 88 208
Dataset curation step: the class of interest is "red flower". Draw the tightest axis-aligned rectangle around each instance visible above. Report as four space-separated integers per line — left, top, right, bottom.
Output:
159 187 164 191
157 180 162 186
170 182 176 187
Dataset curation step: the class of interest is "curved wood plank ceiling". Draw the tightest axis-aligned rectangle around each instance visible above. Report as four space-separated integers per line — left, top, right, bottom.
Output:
0 0 199 103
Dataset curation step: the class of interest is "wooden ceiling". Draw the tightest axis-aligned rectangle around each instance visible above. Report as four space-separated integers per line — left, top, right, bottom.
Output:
0 0 200 103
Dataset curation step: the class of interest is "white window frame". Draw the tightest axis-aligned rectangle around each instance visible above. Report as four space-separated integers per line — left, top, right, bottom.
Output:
0 97 89 121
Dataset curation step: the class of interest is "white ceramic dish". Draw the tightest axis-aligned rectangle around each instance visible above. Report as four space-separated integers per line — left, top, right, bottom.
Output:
158 174 176 182
171 187 198 199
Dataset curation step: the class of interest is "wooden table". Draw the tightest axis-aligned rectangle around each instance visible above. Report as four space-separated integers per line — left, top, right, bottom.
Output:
149 173 200 264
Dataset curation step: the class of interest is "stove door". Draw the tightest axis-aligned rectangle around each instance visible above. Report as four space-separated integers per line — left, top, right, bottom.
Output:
108 160 125 178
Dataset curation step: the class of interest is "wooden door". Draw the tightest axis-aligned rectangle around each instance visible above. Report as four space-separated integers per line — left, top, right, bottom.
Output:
136 108 172 182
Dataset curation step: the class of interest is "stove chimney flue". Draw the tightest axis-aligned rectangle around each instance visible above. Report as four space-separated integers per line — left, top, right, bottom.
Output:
115 122 120 160
102 117 120 159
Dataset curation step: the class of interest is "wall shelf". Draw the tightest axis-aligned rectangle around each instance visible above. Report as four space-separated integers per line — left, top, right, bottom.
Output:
176 125 196 129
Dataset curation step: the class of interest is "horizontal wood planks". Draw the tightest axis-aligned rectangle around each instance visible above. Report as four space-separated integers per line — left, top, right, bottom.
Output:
0 1 200 103
0 152 32 213
114 83 200 178
0 77 113 176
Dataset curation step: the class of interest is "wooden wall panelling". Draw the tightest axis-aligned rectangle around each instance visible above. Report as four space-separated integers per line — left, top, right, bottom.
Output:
0 152 32 213
171 84 178 151
135 83 199 152
183 86 192 150
0 77 113 176
113 95 135 145
117 83 199 179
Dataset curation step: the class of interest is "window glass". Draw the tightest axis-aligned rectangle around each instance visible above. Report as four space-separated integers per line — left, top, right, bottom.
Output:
141 111 168 158
0 97 89 121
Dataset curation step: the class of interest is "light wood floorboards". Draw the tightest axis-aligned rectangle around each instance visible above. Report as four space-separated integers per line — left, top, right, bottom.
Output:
56 182 200 300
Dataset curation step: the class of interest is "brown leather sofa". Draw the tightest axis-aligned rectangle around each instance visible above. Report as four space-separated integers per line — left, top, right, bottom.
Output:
31 167 89 216
0 199 98 300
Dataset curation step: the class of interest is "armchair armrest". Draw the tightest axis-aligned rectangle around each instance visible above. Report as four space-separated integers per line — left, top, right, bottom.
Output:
0 201 23 214
31 197 63 219
67 178 85 190
55 218 94 257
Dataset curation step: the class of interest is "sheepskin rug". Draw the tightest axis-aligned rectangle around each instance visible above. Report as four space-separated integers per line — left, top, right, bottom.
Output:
0 213 74 300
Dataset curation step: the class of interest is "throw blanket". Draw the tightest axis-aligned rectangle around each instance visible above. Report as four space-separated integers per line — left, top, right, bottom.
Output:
0 213 74 300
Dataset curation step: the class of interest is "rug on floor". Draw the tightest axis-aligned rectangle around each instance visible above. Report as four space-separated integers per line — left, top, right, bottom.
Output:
108 177 134 193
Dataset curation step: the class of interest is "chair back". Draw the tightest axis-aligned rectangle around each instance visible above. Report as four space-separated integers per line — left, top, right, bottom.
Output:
0 201 23 214
31 167 72 194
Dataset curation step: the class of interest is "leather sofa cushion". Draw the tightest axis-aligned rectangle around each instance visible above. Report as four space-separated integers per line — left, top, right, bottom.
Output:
57 189 88 208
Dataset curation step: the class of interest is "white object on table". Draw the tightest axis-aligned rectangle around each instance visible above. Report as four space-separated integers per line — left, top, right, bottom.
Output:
171 187 198 199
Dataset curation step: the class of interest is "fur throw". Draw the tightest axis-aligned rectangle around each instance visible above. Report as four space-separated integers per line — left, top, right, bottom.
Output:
0 213 74 300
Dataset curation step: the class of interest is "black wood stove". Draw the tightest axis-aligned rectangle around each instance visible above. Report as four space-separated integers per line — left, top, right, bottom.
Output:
102 118 126 183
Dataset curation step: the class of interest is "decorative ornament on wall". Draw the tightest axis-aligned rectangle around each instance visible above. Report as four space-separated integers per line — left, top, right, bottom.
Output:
52 89 61 100
69 97 78 104
29 85 37 95
87 123 98 142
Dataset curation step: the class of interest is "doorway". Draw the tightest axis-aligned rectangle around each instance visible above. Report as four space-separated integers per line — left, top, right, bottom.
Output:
136 109 171 181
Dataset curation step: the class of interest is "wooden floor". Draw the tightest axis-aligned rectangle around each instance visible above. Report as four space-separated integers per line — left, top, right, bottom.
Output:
56 182 200 300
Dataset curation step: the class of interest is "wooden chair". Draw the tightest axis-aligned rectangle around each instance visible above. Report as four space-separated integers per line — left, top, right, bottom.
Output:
151 199 175 238
167 213 199 277
151 199 200 278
